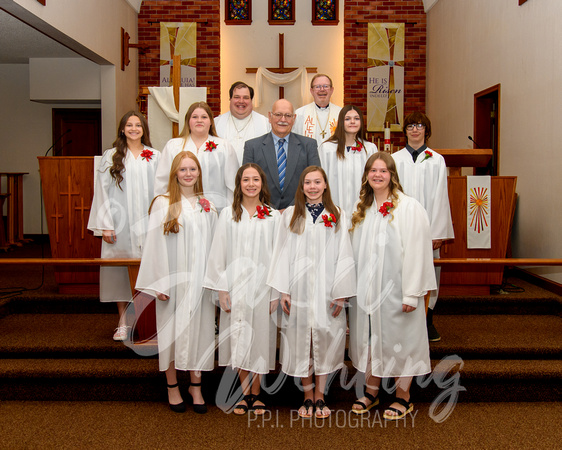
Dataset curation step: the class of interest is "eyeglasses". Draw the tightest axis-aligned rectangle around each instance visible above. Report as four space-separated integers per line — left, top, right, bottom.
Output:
271 112 294 120
406 123 425 131
312 84 332 90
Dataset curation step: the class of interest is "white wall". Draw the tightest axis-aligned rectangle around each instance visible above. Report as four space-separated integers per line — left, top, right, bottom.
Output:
426 0 562 284
29 58 101 102
0 0 140 234
220 1 344 115
0 65 99 234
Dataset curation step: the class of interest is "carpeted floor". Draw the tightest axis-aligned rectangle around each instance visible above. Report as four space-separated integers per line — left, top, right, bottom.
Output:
1 401 560 449
1 239 561 448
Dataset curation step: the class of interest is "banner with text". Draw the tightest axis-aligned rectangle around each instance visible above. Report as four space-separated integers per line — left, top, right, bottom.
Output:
160 22 197 87
467 176 492 249
367 23 405 132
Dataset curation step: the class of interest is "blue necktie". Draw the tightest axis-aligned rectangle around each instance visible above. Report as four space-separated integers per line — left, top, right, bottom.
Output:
277 138 287 190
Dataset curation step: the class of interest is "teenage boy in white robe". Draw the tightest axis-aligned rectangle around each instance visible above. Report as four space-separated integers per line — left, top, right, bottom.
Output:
392 112 454 342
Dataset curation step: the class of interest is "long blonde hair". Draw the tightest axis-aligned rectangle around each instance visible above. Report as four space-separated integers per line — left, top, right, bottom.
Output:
349 152 403 232
149 151 204 234
289 166 340 234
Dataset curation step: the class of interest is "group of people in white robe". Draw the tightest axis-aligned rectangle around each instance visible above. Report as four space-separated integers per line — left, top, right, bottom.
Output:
87 78 452 421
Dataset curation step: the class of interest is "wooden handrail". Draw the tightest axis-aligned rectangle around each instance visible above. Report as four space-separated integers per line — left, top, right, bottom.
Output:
0 258 140 266
1 258 562 267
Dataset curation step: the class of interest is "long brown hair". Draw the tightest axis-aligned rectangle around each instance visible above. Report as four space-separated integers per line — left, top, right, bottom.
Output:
179 101 218 142
326 105 367 160
110 111 152 189
350 152 403 232
232 164 271 222
149 151 204 235
289 166 340 234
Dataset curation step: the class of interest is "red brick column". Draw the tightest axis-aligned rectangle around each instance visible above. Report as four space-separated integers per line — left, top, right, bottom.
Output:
138 1 221 114
344 1 427 147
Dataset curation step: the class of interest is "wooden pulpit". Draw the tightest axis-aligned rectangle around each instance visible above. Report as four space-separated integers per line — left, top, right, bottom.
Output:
38 157 101 294
435 149 518 295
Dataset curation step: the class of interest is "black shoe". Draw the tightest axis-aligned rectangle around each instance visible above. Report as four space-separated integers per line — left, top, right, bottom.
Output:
428 323 441 342
426 308 441 342
189 382 208 414
167 383 186 413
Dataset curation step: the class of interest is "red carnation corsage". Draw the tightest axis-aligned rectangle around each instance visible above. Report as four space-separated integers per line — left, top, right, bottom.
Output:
421 150 433 162
205 141 217 152
255 205 271 219
379 201 394 217
322 213 337 227
199 197 211 212
140 149 154 161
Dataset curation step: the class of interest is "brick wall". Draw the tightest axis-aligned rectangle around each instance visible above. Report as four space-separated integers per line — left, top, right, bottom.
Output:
344 0 427 147
138 0 221 114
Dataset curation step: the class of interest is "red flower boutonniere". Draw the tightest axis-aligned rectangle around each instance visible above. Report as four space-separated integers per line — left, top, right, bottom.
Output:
199 197 211 213
421 150 433 162
255 205 271 219
205 141 217 152
140 149 154 161
379 201 394 217
350 141 364 152
322 213 337 228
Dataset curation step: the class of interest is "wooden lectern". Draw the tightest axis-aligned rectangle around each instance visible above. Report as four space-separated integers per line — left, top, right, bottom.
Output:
435 149 518 295
38 157 101 294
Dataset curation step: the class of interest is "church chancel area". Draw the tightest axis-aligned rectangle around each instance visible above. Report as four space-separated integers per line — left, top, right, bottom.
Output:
1 1 562 444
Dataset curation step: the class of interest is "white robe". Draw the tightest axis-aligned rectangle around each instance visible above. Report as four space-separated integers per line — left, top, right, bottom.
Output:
214 111 271 165
294 102 342 147
153 136 239 212
318 140 378 218
267 207 356 377
135 195 217 372
204 205 280 374
87 147 160 302
348 192 436 378
392 147 454 308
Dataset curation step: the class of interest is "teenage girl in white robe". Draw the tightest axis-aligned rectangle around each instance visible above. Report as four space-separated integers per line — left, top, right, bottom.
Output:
318 105 377 219
268 166 356 419
87 111 159 341
204 163 280 415
136 151 217 414
348 152 436 421
154 101 239 212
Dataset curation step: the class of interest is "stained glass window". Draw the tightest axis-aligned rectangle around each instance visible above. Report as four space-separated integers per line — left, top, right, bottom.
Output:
312 0 339 26
225 0 252 25
268 0 295 25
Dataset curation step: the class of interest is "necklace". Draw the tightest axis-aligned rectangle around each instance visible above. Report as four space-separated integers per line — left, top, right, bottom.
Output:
315 106 330 139
230 114 252 138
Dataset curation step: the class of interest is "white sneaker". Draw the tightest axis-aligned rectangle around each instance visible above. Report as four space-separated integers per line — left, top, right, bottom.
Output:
113 325 130 341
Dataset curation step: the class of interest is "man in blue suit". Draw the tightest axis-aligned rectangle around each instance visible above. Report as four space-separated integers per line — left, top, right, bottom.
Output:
243 99 320 211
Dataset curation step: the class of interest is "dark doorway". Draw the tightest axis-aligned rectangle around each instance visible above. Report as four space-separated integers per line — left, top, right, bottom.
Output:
474 85 500 175
52 109 102 157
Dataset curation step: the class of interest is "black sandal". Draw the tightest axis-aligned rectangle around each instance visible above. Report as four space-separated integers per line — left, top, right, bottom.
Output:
352 391 379 414
233 394 254 415
188 382 207 414
298 399 314 418
314 399 331 419
383 397 414 420
167 383 186 413
251 395 267 415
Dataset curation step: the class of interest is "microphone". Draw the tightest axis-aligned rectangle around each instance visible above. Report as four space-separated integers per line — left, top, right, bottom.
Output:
468 136 483 148
54 140 73 157
44 129 71 156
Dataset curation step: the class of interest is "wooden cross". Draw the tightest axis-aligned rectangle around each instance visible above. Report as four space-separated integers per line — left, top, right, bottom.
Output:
246 33 317 98
59 176 80 246
74 197 90 240
50 207 63 244
170 54 181 137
